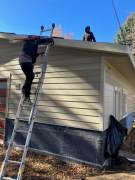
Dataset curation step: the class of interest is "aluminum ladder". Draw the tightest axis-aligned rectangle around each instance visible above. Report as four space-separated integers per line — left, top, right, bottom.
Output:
0 23 55 180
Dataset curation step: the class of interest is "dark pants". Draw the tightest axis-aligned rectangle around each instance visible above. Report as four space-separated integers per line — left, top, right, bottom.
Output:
20 62 34 97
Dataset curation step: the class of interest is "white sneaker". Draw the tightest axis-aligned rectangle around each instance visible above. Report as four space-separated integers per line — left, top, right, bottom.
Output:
23 97 33 105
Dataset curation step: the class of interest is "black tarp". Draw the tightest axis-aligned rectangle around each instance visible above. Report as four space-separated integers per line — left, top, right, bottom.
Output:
105 115 127 157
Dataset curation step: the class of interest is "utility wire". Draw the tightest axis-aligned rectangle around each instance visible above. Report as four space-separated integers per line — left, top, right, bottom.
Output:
111 0 121 27
111 0 126 44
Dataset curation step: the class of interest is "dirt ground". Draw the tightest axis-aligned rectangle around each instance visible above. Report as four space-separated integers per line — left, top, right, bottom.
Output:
0 147 102 180
120 123 135 158
0 125 135 180
86 173 135 180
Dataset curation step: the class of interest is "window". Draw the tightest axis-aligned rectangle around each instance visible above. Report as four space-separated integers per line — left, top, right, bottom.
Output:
123 93 128 117
115 91 120 120
0 79 7 140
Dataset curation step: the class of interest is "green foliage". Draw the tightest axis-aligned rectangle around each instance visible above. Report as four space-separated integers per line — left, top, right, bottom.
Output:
114 11 135 58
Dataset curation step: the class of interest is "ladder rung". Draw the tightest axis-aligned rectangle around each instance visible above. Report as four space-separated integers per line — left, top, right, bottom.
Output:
34 72 41 74
42 28 52 32
2 177 17 180
7 160 21 164
31 92 40 95
21 104 32 107
32 82 39 84
30 93 36 95
33 62 43 66
12 144 25 148
18 117 29 120
15 130 28 133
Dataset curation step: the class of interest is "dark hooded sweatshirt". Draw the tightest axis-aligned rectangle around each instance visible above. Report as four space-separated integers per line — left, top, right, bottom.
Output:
83 32 96 42
19 38 53 64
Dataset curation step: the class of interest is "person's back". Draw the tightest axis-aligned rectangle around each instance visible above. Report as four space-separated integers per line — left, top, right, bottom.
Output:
83 26 96 42
21 37 53 64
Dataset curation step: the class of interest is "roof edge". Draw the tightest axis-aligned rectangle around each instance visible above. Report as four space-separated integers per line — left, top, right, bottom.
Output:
0 33 128 55
0 33 134 69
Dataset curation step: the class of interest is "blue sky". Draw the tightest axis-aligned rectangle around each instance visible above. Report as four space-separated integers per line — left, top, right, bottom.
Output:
0 0 135 43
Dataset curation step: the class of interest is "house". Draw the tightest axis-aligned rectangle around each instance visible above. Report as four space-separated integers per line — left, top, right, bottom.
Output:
0 32 135 167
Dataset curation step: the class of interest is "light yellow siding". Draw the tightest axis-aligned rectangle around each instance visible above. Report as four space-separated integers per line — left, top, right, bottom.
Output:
0 39 101 130
104 62 134 130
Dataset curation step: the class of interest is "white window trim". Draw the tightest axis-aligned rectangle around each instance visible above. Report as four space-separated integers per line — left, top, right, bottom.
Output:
122 89 128 118
114 86 121 120
115 86 121 92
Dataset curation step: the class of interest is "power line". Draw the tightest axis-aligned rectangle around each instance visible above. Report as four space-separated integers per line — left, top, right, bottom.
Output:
111 0 121 27
111 0 126 44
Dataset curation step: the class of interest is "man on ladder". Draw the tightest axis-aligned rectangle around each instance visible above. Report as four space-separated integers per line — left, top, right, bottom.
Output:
0 23 55 180
19 36 54 104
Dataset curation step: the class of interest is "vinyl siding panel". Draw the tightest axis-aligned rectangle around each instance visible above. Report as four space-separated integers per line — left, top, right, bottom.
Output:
104 62 134 130
11 76 100 84
9 94 100 103
9 101 100 110
0 39 101 130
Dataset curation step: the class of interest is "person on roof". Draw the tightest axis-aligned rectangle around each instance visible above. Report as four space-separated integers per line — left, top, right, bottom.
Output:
83 26 96 42
19 35 54 104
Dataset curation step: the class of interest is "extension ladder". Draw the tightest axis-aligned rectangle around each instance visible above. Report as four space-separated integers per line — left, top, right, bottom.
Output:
0 23 55 180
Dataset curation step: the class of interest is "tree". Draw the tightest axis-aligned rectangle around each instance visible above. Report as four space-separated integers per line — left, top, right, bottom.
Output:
53 24 74 39
114 11 135 59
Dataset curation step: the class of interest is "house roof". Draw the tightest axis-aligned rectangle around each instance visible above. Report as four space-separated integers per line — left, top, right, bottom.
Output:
0 32 135 88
